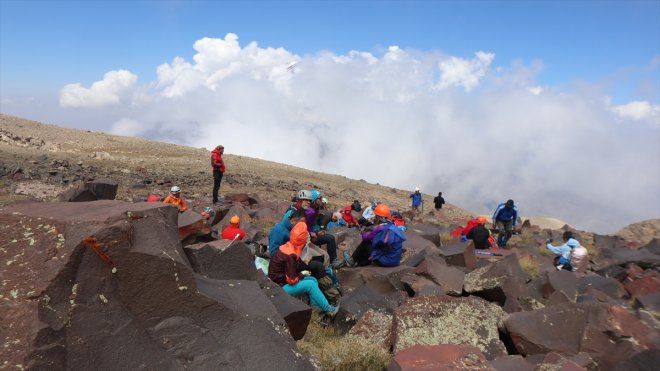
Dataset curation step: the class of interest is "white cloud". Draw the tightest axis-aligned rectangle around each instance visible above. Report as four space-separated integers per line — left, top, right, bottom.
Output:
54 35 659 233
109 118 149 137
59 70 137 108
436 51 495 91
611 100 660 121
527 86 543 95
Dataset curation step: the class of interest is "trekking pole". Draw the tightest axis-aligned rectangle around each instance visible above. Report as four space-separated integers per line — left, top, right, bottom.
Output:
476 251 503 256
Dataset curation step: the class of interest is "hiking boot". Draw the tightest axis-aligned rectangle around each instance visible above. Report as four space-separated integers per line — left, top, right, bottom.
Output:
342 251 356 267
556 264 564 271
326 303 339 317
331 259 345 269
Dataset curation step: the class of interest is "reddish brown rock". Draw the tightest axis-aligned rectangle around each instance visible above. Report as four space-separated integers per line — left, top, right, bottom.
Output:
400 273 445 297
414 257 464 296
439 242 477 270
464 254 541 313
624 273 660 298
504 302 658 369
0 201 313 370
392 295 507 359
348 309 393 351
177 209 212 242
389 344 494 370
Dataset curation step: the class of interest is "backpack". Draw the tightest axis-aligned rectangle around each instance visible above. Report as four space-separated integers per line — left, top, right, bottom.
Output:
372 224 405 251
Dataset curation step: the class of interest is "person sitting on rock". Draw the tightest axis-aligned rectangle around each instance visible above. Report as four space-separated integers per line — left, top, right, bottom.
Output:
162 186 187 212
268 222 339 316
343 203 406 267
326 212 346 231
306 190 342 269
341 205 359 227
391 210 407 232
450 217 481 241
466 216 496 249
269 209 308 257
546 230 580 271
221 215 247 241
282 190 313 221
359 201 378 226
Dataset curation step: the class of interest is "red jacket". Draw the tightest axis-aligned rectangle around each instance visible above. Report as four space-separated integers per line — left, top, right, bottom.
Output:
221 225 246 241
211 148 225 172
342 209 359 226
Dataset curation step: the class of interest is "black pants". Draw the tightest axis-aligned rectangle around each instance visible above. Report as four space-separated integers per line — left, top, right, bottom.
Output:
212 170 223 202
351 241 374 267
313 233 337 262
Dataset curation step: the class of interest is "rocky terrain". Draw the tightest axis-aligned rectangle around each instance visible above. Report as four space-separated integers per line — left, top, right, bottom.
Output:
1 114 659 370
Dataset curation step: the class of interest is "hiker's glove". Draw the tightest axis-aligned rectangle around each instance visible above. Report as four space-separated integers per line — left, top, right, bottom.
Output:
300 270 311 276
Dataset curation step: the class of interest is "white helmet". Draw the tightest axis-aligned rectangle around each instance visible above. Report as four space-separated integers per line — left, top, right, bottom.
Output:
297 190 312 200
415 187 420 192
170 186 181 194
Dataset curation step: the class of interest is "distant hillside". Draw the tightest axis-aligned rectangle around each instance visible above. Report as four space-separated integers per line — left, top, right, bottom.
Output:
615 219 660 245
0 114 475 223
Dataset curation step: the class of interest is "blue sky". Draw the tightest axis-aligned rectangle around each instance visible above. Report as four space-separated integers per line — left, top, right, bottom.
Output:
2 1 658 102
1 0 659 233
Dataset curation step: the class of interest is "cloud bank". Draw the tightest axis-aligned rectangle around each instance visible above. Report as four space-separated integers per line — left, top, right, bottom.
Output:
58 33 660 233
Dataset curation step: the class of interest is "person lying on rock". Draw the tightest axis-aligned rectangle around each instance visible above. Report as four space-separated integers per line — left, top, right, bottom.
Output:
545 230 581 271
269 209 308 257
343 203 406 268
221 215 247 241
162 186 187 212
466 216 498 249
268 221 339 316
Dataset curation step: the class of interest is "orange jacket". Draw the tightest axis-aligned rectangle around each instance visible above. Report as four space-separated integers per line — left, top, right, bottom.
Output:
163 195 188 212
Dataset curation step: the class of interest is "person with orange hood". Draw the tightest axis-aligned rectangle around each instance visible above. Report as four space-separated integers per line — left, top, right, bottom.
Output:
221 215 247 241
268 222 339 316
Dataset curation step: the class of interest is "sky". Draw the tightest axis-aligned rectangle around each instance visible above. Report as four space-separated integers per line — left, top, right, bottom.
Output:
1 0 659 234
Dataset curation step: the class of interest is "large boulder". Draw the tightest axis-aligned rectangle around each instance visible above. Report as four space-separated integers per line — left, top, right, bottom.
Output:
184 240 260 281
504 302 659 370
347 309 393 351
0 200 313 370
413 256 464 296
58 178 118 202
177 210 212 242
390 344 494 371
464 254 542 313
334 284 402 333
439 241 477 270
391 295 508 360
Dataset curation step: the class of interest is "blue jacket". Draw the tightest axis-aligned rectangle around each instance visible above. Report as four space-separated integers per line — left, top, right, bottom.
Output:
409 192 423 207
493 203 519 226
326 219 346 231
268 218 293 257
546 238 580 260
362 206 375 220
363 223 406 267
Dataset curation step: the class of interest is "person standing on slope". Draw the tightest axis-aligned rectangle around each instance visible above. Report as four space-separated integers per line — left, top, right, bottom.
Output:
409 187 423 213
492 199 518 247
433 192 445 217
211 145 225 204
